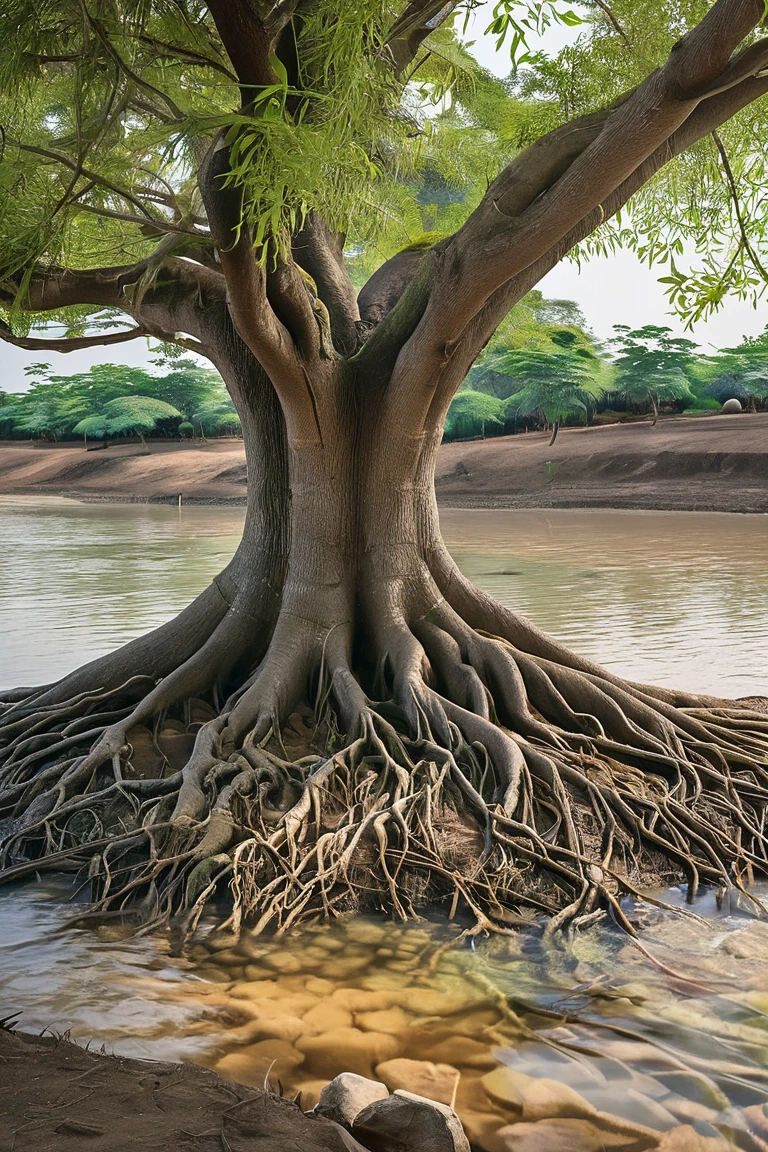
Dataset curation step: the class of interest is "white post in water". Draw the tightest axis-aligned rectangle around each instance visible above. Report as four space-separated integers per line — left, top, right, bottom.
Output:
178 493 183 509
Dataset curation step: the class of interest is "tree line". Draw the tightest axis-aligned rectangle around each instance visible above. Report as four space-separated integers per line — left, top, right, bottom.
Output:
4 297 767 448
447 290 768 444
0 356 240 444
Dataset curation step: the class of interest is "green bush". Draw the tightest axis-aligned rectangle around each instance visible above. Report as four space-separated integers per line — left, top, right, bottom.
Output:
178 421 194 438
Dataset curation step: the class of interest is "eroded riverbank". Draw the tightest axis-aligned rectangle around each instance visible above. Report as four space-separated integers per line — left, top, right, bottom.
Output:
1 411 767 512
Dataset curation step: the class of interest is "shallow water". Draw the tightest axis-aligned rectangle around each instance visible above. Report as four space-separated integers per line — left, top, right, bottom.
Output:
1 498 768 1147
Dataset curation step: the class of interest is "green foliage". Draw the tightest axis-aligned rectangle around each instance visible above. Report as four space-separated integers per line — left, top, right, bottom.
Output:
501 349 602 427
2 358 230 440
610 325 697 415
467 290 604 398
444 389 506 439
190 397 241 436
73 396 180 442
178 421 194 438
0 0 766 352
698 326 768 406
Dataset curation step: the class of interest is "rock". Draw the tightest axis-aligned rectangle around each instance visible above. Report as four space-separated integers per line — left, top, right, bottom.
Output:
743 1103 768 1140
352 1090 470 1152
307 977 336 996
215 1038 305 1085
397 986 489 1016
375 1058 460 1106
296 1079 331 1111
331 988 400 1012
721 398 743 413
342 919 391 945
357 1007 412 1034
303 1002 355 1033
520 1078 597 1122
587 1087 677 1130
448 1008 500 1036
316 1072 390 1126
656 1126 735 1151
262 950 305 973
480 1067 529 1110
296 1027 402 1079
425 1036 497 1070
459 1108 508 1149
721 920 768 959
663 1099 718 1126
654 1071 728 1111
483 1118 650 1152
225 1010 307 1045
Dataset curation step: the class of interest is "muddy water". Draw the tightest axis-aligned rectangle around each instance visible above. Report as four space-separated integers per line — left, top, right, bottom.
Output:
1 499 766 695
2 498 768 1149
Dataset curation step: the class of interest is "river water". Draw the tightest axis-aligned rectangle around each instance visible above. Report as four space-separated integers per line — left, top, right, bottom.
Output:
2 498 768 1148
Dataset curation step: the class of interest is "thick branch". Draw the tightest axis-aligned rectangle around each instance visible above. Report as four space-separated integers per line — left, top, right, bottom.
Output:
428 70 768 425
384 0 767 428
292 212 359 355
386 0 460 77
0 319 147 353
206 0 278 96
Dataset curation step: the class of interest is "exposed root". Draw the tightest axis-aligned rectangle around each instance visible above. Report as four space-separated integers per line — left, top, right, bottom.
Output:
2 573 768 943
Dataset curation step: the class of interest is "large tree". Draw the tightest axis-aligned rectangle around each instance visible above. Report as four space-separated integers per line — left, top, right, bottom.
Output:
2 0 768 937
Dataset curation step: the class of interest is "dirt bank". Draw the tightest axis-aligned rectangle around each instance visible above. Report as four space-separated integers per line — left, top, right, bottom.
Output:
0 1028 358 1152
1 412 766 512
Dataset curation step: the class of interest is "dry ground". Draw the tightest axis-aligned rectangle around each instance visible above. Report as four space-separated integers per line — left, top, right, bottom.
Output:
0 411 766 511
0 1028 358 1152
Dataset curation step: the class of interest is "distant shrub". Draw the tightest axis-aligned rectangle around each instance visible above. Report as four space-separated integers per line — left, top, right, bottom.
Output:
684 398 720 412
178 421 194 438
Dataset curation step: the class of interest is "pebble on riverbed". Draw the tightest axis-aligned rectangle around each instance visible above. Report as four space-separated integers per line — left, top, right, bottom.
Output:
122 913 768 1152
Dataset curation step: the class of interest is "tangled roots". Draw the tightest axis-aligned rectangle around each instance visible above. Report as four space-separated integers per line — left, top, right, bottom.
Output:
2 596 768 943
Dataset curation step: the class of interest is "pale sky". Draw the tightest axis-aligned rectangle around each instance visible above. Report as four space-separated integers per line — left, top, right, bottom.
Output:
1 3 765 391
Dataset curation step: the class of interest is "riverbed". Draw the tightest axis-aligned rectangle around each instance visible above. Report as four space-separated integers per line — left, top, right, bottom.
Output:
1 499 768 1149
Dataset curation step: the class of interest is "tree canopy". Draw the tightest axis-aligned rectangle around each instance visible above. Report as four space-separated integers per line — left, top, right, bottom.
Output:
2 0 768 358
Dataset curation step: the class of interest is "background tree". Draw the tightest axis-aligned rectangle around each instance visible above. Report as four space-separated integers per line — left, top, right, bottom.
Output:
2 0 768 937
72 396 182 448
702 325 768 408
501 347 602 443
611 325 697 424
2 359 236 440
443 389 507 440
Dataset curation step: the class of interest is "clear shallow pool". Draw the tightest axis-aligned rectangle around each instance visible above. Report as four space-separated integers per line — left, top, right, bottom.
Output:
1 498 768 1149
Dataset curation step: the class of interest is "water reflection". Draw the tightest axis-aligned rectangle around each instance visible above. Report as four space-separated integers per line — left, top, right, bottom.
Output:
1 498 764 696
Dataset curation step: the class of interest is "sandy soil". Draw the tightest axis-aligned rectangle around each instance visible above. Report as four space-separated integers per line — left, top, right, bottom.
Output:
0 1028 359 1152
0 412 766 512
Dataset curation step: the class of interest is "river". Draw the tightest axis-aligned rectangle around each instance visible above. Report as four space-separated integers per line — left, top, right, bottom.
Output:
1 498 768 1148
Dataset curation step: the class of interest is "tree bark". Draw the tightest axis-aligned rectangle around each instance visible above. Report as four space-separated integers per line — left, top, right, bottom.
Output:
3 0 768 936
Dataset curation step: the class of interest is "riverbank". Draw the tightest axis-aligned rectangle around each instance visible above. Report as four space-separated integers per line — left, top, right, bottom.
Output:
1 412 766 511
0 1027 360 1152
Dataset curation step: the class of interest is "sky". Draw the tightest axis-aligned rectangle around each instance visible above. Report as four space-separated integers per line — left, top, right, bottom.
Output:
2 3 765 390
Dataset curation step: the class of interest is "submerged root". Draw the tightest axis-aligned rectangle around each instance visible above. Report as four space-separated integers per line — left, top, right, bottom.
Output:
2 587 768 943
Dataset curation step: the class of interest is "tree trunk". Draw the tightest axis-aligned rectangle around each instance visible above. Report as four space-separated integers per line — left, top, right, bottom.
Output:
3 327 768 939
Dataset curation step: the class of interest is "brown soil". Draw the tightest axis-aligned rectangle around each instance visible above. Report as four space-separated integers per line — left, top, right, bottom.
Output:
0 1028 360 1152
1 413 766 512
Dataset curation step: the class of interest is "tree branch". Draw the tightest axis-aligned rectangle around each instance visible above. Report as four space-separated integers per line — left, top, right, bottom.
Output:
385 1 460 77
712 128 768 283
428 69 768 425
383 0 767 429
206 0 278 97
292 212 359 354
0 319 147 353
